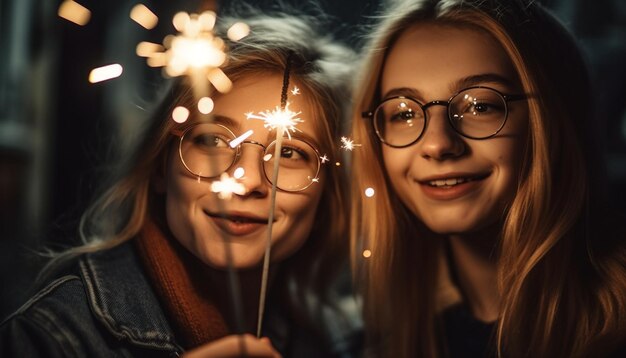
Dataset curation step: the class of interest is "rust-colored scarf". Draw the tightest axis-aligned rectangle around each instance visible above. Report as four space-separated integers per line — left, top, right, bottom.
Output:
134 218 229 349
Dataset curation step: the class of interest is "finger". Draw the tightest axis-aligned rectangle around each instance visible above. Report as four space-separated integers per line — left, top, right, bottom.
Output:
183 334 281 358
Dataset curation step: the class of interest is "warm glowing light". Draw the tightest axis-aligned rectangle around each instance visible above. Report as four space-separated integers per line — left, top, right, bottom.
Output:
146 52 168 67
291 86 300 95
58 0 91 26
233 167 245 179
340 136 361 151
320 155 329 164
227 22 250 41
197 97 214 114
335 162 341 166
138 11 246 97
246 102 303 139
229 130 254 148
136 41 164 57
211 173 246 199
172 12 191 32
198 12 217 31
363 250 372 258
172 106 190 123
130 4 158 30
88 64 123 83
207 68 232 93
365 187 375 197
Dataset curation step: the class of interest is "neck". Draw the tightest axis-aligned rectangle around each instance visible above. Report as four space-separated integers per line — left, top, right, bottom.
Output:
447 224 500 322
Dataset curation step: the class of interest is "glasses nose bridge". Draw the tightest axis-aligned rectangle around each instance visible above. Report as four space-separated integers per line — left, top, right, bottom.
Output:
421 99 449 116
233 140 268 165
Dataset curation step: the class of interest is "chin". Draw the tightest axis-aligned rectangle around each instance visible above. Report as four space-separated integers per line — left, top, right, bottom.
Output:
196 247 264 270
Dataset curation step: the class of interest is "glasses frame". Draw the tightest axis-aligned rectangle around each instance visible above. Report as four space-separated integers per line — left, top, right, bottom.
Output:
172 122 323 192
362 85 527 148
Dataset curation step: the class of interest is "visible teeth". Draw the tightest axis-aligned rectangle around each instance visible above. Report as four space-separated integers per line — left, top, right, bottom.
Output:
429 177 469 187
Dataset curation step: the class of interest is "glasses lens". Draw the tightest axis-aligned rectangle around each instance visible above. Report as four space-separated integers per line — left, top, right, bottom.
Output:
449 88 507 138
180 123 236 177
264 138 320 191
374 97 425 147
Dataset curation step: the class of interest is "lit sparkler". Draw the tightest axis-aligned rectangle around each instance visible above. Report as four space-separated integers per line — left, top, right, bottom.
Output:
246 102 303 140
291 86 300 95
320 154 329 164
256 54 299 338
340 136 361 151
137 11 248 98
210 173 246 199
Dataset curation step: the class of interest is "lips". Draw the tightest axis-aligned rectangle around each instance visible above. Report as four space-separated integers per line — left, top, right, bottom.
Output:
417 172 490 200
204 210 270 236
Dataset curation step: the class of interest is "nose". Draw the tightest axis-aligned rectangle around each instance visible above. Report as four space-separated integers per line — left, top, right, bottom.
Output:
417 105 465 160
231 142 268 197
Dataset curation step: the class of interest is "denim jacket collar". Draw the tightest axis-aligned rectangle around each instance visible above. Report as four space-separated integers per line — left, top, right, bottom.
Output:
79 241 183 354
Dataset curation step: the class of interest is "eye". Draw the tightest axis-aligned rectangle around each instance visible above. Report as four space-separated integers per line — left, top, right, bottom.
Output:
465 101 504 114
280 146 309 161
390 109 416 122
193 133 229 148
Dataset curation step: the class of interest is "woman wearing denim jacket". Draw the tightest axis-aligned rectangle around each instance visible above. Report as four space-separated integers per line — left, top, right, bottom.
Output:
1 11 361 357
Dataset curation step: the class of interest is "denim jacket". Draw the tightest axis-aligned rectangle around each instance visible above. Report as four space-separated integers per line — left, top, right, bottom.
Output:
0 242 362 357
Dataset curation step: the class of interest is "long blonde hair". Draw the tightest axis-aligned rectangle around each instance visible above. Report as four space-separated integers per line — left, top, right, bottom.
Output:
350 0 626 356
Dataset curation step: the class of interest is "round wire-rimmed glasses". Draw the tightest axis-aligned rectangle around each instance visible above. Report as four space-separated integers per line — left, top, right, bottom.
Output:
362 86 527 148
172 122 322 192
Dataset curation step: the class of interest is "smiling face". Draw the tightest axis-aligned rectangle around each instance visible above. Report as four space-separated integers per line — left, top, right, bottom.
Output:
380 23 528 235
163 74 324 269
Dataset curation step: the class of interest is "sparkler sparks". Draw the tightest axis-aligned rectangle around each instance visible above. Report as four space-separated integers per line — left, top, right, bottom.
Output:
136 41 165 57
340 136 361 151
290 86 300 95
136 10 247 95
130 4 158 30
211 173 246 199
246 102 303 139
320 155 329 164
227 22 250 41
365 187 375 197
233 167 245 179
58 0 91 26
229 130 254 148
88 64 123 83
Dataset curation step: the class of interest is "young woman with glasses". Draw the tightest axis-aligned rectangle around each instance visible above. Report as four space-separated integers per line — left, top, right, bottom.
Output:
350 0 626 356
1 12 360 357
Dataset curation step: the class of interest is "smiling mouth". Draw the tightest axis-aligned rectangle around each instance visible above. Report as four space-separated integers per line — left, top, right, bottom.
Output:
421 173 491 188
204 210 270 236
204 211 269 224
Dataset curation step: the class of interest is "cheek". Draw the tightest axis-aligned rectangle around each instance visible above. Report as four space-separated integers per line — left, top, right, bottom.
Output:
163 152 205 253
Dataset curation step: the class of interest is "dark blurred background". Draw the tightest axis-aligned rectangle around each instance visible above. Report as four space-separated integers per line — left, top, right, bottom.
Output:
1 0 625 319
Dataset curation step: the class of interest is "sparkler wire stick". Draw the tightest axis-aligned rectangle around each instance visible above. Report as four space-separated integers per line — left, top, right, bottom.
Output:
201 120 247 348
256 54 293 338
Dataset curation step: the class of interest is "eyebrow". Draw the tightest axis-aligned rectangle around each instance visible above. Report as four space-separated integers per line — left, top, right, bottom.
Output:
453 73 516 91
381 73 517 101
211 115 240 129
289 130 321 151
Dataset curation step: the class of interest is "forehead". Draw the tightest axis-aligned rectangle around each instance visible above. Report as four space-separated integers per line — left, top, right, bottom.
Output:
211 74 320 144
382 22 518 97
